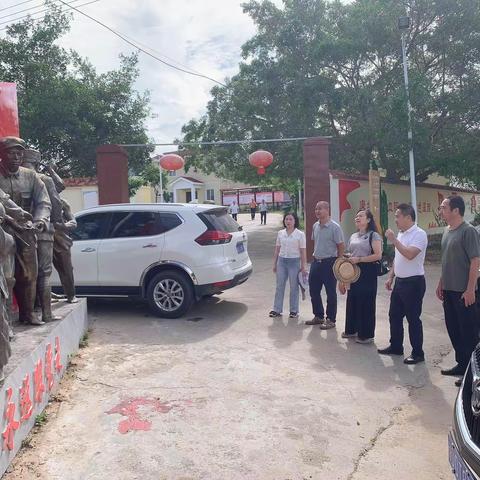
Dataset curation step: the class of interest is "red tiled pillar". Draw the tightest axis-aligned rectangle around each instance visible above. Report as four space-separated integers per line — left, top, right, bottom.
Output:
303 137 331 259
96 144 130 205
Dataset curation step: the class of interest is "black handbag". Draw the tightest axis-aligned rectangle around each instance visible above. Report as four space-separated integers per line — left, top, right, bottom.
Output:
369 232 389 277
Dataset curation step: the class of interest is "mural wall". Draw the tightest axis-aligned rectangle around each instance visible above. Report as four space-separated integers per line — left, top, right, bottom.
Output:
332 174 480 239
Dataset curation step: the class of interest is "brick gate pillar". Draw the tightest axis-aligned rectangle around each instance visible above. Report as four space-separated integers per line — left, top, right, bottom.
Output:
96 144 130 205
303 137 331 259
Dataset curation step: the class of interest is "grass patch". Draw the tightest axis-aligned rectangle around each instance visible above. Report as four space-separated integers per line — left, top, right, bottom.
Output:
79 330 90 349
34 411 48 427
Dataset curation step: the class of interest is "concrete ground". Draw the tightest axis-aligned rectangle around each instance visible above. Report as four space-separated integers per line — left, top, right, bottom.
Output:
5 213 457 480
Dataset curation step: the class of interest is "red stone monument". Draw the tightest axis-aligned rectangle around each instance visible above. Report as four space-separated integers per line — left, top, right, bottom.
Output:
96 144 130 205
303 137 331 259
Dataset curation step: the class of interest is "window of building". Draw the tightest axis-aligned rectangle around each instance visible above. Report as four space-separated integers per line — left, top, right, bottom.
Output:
206 189 215 201
168 170 176 176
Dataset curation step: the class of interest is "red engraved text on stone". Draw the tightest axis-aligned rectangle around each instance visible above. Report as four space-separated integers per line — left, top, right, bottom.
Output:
2 387 20 451
19 374 33 422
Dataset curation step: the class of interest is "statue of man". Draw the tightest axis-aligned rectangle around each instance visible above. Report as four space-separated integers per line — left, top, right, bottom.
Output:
53 198 78 303
0 204 12 382
0 137 51 326
23 149 63 322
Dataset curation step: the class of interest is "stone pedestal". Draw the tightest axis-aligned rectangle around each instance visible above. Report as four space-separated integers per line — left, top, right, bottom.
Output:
96 144 129 205
0 300 88 476
303 138 331 259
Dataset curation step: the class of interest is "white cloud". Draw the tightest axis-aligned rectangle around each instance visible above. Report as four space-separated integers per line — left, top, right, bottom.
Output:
57 0 272 155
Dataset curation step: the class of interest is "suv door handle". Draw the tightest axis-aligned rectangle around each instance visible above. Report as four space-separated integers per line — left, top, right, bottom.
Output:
142 244 157 248
81 247 96 253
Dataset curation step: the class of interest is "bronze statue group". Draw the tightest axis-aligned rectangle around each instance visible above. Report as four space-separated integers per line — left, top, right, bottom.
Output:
0 136 77 383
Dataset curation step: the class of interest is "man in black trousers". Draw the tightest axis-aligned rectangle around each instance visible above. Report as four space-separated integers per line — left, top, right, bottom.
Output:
305 201 345 329
378 204 428 364
436 195 480 386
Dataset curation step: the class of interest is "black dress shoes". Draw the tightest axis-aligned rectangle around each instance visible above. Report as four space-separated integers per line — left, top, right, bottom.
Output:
404 355 425 365
441 365 466 376
377 346 404 356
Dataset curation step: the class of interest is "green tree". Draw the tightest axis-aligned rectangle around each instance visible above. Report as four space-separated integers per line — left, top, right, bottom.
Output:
129 162 169 199
0 6 153 176
181 0 480 188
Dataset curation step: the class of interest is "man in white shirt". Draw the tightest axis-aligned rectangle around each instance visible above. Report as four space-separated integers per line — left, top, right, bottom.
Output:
229 200 239 221
378 203 428 364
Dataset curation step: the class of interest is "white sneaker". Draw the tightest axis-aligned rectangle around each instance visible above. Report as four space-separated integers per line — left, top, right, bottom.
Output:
341 332 357 338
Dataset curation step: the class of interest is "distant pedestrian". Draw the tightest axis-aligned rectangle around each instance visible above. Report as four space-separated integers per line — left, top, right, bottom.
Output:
377 204 428 363
270 212 307 318
437 196 480 385
260 199 268 225
340 209 382 344
229 200 239 221
306 201 345 329
250 199 257 220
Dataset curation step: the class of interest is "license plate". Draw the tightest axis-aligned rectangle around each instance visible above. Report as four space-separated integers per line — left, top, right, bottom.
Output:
449 432 475 480
236 242 245 254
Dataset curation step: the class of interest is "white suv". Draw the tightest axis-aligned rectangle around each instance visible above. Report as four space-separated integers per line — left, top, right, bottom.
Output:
51 203 252 318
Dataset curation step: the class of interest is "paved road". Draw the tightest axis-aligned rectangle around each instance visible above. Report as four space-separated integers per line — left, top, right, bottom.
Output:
6 213 457 480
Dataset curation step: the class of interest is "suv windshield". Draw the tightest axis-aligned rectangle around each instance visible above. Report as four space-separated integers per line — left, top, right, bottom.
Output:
198 208 241 232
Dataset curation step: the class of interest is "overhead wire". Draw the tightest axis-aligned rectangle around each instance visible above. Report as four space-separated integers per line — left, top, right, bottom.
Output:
0 0 61 20
0 0 38 13
0 0 99 30
54 0 228 87
0 0 95 25
119 137 332 147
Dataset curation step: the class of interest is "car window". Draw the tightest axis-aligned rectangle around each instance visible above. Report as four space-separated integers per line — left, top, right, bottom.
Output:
198 208 241 233
107 211 182 238
71 212 111 241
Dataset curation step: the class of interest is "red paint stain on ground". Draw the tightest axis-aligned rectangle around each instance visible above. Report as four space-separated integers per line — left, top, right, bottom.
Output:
106 397 187 434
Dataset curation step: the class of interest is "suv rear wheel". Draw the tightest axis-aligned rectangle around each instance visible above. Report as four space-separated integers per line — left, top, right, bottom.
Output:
146 270 194 318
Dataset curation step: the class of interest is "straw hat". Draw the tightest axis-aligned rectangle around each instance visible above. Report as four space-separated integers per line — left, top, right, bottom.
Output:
333 257 360 284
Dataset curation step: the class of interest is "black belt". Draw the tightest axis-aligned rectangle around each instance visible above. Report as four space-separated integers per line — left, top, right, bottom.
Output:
313 256 336 263
396 275 424 282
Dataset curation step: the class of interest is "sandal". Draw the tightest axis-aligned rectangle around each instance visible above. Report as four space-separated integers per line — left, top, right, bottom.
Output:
289 312 298 318
269 310 281 317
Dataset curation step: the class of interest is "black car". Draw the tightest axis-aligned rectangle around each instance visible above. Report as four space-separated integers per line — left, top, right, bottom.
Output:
449 344 480 479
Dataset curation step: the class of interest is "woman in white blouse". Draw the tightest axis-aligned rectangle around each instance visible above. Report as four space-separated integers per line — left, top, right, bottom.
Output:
270 212 307 318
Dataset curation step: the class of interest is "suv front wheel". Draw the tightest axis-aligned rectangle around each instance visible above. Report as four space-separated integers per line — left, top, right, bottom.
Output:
146 270 194 318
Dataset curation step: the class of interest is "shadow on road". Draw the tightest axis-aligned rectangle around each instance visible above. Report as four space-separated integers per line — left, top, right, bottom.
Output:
87 295 247 346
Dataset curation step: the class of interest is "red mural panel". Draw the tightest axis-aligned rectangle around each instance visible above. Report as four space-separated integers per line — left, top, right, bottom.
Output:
0 83 20 137
339 179 361 220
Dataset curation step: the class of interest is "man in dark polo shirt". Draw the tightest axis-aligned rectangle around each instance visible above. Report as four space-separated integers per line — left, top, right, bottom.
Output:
306 201 345 329
437 195 480 386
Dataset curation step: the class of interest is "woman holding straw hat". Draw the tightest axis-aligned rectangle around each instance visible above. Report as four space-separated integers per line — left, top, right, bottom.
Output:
339 209 383 343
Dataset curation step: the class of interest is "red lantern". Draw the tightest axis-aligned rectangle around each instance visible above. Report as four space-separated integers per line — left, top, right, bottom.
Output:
159 153 184 171
249 150 273 175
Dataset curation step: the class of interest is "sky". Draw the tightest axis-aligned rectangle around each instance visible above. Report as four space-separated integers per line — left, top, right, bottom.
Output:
39 0 283 155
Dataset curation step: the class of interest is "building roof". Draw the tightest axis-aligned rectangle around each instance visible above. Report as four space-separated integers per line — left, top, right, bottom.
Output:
169 176 204 186
63 177 98 187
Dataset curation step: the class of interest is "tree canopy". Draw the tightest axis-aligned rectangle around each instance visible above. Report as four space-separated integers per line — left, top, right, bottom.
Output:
181 0 480 188
0 6 152 177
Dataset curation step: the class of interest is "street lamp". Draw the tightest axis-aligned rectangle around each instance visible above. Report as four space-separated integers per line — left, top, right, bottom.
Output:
398 15 417 214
